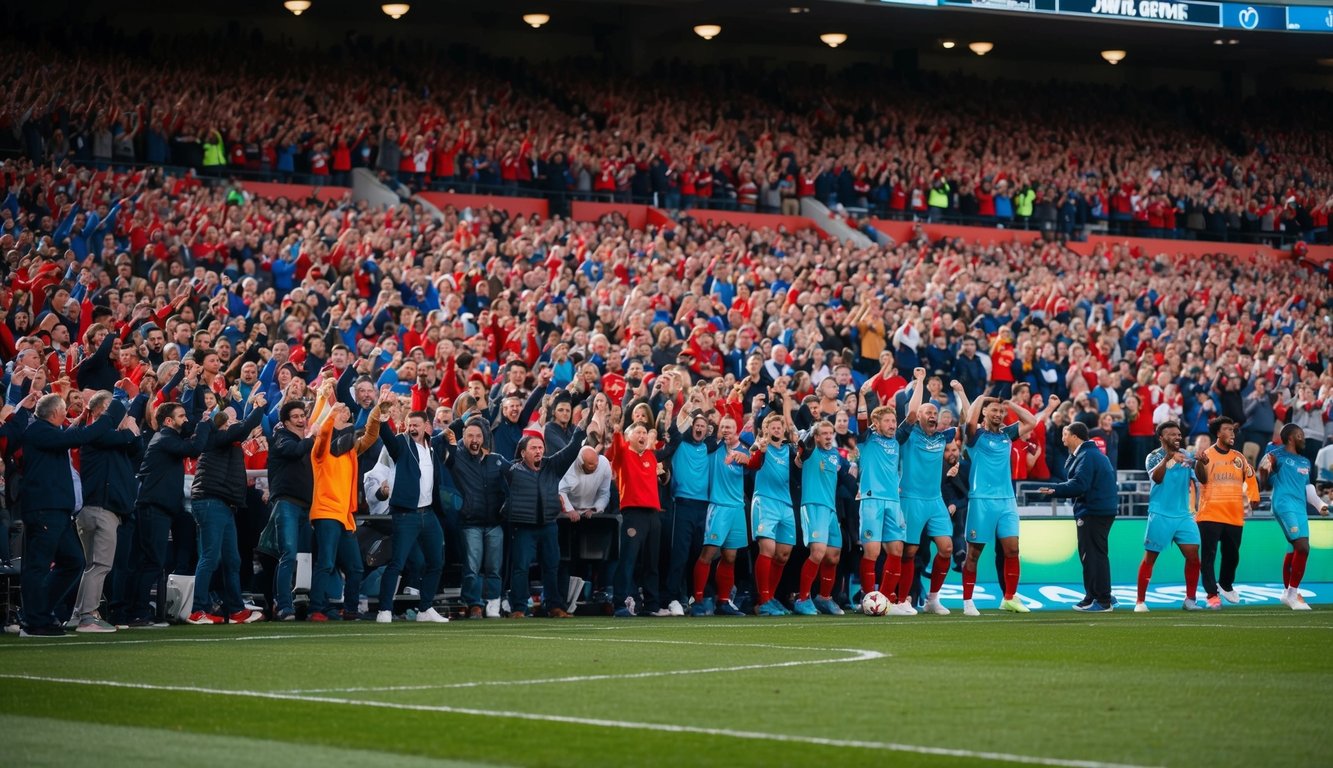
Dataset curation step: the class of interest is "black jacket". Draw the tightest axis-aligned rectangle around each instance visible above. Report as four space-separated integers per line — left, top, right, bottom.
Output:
74 333 120 394
191 408 265 507
267 424 315 506
20 400 126 513
491 386 544 460
444 440 510 527
942 459 970 519
136 420 214 514
380 430 461 513
81 425 144 517
1047 441 1119 517
502 427 586 525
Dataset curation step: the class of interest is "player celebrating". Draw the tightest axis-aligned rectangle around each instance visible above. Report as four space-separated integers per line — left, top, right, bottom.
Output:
897 368 969 616
855 401 906 610
690 414 751 617
1259 424 1331 611
746 381 800 616
793 420 852 616
961 394 1056 616
1136 421 1204 613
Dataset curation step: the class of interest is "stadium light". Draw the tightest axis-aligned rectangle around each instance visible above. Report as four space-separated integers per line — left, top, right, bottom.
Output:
941 40 956 49
968 41 993 56
381 3 409 19
283 1 311 15
820 33 848 48
523 14 550 29
693 24 721 40
1100 50 1126 65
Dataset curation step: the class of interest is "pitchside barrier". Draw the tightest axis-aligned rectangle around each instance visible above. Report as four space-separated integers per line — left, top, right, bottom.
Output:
958 518 1333 611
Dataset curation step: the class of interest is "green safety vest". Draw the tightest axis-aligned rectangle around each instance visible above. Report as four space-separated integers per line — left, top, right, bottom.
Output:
927 182 950 209
202 134 226 167
1015 188 1035 218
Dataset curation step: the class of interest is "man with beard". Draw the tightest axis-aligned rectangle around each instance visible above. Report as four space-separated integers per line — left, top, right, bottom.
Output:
1135 421 1204 613
1194 417 1258 610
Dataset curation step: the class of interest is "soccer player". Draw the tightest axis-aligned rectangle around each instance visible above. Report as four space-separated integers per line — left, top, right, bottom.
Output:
1259 424 1331 611
1135 421 1204 612
746 381 801 616
793 420 852 615
897 368 969 616
961 394 1057 616
691 414 750 617
1194 417 1258 610
855 400 906 610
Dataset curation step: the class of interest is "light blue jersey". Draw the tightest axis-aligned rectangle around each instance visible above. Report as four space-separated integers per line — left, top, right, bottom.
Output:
671 438 712 502
754 443 794 504
1146 447 1194 518
1269 448 1313 515
708 443 747 509
896 424 956 500
967 423 1020 500
801 442 844 509
858 428 901 501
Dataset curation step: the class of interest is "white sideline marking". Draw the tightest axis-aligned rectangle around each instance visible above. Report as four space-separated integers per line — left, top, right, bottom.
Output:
0 631 425 650
1170 623 1333 629
285 636 886 693
0 672 1157 768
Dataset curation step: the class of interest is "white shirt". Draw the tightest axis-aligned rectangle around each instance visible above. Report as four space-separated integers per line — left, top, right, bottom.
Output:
559 455 613 515
364 462 394 516
413 439 434 508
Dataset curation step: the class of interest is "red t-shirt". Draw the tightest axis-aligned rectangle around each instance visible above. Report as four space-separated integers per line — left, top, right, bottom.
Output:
610 433 661 511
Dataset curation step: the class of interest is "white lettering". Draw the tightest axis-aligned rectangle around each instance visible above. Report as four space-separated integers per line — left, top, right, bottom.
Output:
1138 0 1189 20
1089 0 1132 16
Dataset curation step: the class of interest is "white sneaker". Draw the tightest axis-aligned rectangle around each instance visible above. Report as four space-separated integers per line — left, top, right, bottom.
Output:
1220 588 1240 604
649 608 673 617
375 610 393 624
886 602 910 616
897 601 918 616
924 596 951 616
416 607 449 623
403 586 420 598
1133 602 1149 613
1181 599 1203 611
667 600 685 617
1290 589 1312 611
485 598 502 619
962 599 980 617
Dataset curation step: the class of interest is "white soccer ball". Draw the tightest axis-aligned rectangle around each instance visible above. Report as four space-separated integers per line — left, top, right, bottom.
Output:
861 591 890 616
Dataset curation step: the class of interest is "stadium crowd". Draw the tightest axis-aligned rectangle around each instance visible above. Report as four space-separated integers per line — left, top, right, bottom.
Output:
1 141 1330 635
3 37 1331 244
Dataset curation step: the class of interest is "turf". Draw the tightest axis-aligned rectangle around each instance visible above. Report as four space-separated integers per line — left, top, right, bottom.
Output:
0 610 1328 768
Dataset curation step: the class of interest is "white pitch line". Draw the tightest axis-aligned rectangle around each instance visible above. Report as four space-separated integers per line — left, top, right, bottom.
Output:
284 636 886 693
0 672 1157 768
0 631 429 650
1169 623 1333 629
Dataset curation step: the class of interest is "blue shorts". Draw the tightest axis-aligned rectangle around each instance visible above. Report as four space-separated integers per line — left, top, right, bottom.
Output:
1272 505 1310 543
858 498 905 544
1143 513 1201 552
966 497 1020 547
800 503 842 548
902 496 952 542
705 504 749 550
751 496 796 546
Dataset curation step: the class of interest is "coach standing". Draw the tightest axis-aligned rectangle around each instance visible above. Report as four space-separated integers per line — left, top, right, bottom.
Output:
19 392 126 637
1039 422 1120 612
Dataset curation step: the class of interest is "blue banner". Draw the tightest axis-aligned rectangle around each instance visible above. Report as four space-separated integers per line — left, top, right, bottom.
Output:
1056 0 1223 27
939 0 1058 11
1221 3 1287 30
1285 5 1333 31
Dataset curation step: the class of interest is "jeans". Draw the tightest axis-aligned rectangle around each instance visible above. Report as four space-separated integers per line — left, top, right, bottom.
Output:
1199 522 1244 597
508 522 561 615
615 509 662 612
128 507 172 621
72 506 120 619
191 498 244 616
379 507 443 611
271 499 311 614
461 525 503 607
1076 515 1115 605
665 498 708 605
20 508 85 630
310 519 363 614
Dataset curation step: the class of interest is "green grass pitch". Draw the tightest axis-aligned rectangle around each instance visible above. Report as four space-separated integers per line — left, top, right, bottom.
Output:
1 609 1328 768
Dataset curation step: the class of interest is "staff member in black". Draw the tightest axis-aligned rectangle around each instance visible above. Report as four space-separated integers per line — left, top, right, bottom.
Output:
18 391 126 637
1038 421 1120 612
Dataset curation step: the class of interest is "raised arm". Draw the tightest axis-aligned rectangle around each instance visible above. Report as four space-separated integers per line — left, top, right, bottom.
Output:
902 367 927 426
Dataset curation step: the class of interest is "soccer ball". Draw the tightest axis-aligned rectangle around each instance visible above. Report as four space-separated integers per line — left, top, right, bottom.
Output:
861 591 890 616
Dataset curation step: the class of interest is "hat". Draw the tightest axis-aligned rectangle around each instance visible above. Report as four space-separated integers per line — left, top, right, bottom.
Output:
468 372 487 384
522 425 545 441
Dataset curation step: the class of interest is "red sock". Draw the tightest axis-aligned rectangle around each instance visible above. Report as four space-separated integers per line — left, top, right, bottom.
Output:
716 560 735 602
929 554 950 595
1003 556 1020 601
769 558 787 601
1137 557 1154 604
1290 550 1308 590
1282 552 1294 589
818 560 837 599
798 558 820 600
755 554 773 604
880 557 901 602
1184 556 1200 601
962 564 977 601
859 558 878 595
897 557 915 604
692 559 711 603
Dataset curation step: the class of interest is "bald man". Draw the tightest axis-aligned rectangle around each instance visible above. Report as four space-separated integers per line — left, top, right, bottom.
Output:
558 445 614 613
